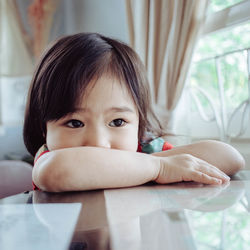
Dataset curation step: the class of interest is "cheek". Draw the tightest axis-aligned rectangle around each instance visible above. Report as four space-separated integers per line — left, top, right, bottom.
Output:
126 136 139 152
46 129 61 150
46 124 72 150
47 132 81 150
112 127 139 152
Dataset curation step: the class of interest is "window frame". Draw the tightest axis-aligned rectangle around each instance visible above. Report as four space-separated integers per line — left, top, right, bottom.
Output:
204 0 250 35
188 0 250 141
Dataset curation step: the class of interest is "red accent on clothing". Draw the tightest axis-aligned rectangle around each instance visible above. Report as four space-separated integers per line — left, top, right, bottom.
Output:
162 141 173 151
33 181 39 190
34 150 49 164
137 143 142 152
137 141 173 152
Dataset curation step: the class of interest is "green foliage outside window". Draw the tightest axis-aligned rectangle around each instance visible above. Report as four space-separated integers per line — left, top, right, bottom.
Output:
190 21 250 114
187 200 250 249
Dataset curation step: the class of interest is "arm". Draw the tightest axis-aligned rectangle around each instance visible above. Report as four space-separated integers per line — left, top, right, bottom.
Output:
33 144 232 192
152 140 245 176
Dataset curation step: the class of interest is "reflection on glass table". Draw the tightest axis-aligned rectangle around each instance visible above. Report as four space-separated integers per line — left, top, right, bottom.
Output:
0 170 249 250
104 177 248 250
187 201 250 250
186 181 250 250
0 203 81 250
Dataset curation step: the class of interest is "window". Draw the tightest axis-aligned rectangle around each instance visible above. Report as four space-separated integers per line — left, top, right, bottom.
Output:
189 0 250 141
208 0 245 12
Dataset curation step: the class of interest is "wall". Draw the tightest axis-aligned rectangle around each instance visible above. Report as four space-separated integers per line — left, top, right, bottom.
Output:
56 0 129 42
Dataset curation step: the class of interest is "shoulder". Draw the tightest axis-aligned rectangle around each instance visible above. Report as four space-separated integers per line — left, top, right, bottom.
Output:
139 138 173 154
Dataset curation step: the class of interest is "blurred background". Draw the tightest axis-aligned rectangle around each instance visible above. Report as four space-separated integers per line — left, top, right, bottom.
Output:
0 0 250 166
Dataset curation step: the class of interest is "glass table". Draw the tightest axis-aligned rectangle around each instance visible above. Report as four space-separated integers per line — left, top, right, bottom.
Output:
1 171 250 250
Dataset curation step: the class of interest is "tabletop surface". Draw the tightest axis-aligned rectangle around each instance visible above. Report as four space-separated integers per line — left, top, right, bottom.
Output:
1 170 250 250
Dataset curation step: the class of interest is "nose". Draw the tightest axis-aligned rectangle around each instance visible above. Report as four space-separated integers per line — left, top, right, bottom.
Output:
83 127 111 149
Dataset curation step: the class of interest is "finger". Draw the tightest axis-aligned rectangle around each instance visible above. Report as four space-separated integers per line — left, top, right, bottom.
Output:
184 171 224 185
197 160 230 183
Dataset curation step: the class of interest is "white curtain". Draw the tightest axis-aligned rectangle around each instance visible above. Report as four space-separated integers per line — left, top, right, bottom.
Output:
28 0 60 59
0 0 33 76
0 0 60 126
126 0 209 122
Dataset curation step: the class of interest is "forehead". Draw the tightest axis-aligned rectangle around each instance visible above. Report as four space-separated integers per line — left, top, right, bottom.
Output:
79 74 137 110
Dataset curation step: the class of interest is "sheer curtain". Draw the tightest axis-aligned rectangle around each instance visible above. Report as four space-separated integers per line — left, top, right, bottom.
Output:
28 0 60 59
0 0 60 126
0 0 60 76
0 0 33 76
126 0 208 129
0 0 33 127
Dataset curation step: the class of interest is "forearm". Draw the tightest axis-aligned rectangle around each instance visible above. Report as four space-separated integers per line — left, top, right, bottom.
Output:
33 147 160 192
152 140 245 175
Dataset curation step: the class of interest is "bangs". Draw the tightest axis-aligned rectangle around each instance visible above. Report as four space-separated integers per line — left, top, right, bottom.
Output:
38 38 114 123
43 49 139 123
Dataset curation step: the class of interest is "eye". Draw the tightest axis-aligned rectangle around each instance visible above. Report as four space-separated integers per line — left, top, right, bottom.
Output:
109 119 126 127
66 119 84 128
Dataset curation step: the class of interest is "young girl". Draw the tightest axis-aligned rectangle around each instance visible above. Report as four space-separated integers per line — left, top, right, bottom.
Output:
23 33 245 192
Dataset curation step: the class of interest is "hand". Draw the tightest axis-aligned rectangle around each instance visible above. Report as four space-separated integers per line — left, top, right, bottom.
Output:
155 154 230 185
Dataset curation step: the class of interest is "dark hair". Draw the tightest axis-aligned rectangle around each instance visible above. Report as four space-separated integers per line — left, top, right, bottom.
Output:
23 33 165 156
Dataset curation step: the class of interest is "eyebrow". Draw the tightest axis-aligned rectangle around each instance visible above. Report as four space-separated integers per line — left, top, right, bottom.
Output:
106 106 135 113
74 106 135 114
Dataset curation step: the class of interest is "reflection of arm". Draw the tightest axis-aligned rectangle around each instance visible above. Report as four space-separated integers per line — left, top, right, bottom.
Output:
33 190 109 231
152 140 245 176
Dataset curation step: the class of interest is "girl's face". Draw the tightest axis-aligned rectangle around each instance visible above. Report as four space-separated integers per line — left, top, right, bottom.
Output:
46 75 139 152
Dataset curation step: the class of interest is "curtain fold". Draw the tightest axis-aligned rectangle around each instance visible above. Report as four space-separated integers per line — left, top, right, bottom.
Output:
28 0 60 59
0 0 60 77
0 0 33 76
0 0 60 127
126 0 209 115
